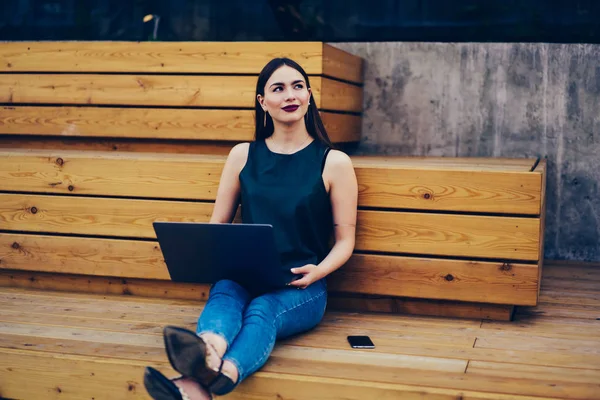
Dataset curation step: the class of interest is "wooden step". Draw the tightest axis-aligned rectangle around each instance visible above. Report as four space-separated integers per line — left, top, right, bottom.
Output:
0 106 361 143
0 74 362 112
0 149 543 214
0 233 539 304
0 41 364 84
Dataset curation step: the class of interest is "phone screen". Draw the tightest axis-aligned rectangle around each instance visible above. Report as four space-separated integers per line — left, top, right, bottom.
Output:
347 335 375 349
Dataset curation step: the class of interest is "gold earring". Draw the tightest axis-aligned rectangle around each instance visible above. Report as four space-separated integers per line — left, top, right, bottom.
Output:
263 112 267 127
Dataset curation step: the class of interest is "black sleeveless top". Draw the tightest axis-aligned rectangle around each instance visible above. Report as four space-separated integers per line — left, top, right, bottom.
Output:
239 139 333 278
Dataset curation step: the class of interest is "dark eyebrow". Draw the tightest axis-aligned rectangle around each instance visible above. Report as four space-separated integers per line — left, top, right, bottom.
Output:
269 79 305 88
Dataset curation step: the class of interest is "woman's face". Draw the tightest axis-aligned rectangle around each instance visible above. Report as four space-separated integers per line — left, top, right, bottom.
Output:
258 65 312 125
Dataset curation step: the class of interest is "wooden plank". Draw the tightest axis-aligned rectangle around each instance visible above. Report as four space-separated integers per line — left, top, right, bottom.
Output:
322 44 364 84
0 74 362 113
0 269 209 301
0 149 542 214
1 349 543 400
482 316 600 340
0 348 173 400
319 76 364 112
516 302 600 320
357 210 539 260
284 328 600 370
0 269 511 321
475 335 600 355
353 158 543 215
352 155 537 171
328 294 514 321
0 234 170 279
0 193 218 238
330 254 538 305
467 360 600 385
0 234 537 304
0 41 364 84
0 106 361 143
0 194 540 260
0 136 238 155
2 332 595 400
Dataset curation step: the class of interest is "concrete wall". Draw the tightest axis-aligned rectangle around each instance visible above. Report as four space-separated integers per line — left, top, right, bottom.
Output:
333 42 600 262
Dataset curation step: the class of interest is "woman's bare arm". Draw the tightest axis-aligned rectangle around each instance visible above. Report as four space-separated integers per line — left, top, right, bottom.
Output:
290 149 358 288
209 143 250 224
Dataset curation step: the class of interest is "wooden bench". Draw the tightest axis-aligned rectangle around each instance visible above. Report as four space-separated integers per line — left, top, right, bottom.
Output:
0 41 553 399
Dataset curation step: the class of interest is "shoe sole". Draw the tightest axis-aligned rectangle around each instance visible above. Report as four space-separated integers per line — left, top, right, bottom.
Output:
143 367 182 400
163 326 212 381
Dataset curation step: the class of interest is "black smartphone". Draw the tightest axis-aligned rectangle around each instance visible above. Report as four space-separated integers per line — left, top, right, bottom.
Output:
347 335 375 349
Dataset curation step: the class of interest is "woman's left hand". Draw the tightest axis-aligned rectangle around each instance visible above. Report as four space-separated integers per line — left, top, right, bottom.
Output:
288 264 322 289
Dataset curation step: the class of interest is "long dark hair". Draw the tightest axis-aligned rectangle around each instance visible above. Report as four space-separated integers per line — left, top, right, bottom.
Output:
254 58 333 148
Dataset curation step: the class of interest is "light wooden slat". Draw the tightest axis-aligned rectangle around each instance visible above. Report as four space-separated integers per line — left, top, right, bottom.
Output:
467 360 600 385
2 328 596 400
353 155 537 170
357 210 539 260
2 349 545 400
0 269 210 302
0 136 238 155
353 158 542 214
329 254 539 305
0 234 169 279
322 44 365 84
0 234 537 304
0 269 511 320
2 322 595 400
328 294 514 321
0 106 361 143
0 193 215 238
475 335 600 355
516 302 600 320
0 149 227 199
285 328 600 370
0 74 362 112
0 42 364 84
0 194 539 260
482 317 600 340
0 149 543 214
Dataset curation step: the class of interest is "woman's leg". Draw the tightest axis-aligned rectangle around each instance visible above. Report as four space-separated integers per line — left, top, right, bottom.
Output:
164 279 252 399
213 279 328 395
196 279 252 354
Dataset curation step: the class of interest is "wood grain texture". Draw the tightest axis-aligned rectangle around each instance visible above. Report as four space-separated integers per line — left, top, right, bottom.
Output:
322 44 365 84
329 253 539 305
0 193 218 238
0 269 511 321
0 194 539 260
0 234 169 279
0 106 361 143
0 269 210 301
357 210 540 260
0 149 543 214
3 321 597 399
327 294 514 321
0 150 227 200
0 233 536 304
0 74 361 112
0 136 238 155
1 349 539 400
353 159 542 214
0 41 364 84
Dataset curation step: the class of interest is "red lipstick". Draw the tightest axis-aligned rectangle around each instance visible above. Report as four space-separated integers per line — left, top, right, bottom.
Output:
282 105 299 112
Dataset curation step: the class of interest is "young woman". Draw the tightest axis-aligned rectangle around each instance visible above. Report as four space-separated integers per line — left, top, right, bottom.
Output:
144 57 358 400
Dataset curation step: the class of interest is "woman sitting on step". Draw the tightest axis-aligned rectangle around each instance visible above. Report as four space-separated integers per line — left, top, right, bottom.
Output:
143 57 358 400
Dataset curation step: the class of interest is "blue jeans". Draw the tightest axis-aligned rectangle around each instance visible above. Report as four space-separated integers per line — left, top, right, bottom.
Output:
196 278 327 395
